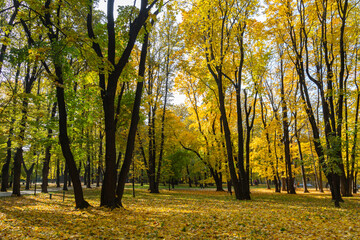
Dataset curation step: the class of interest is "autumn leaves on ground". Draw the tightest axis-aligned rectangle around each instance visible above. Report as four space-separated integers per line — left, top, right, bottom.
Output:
0 186 359 239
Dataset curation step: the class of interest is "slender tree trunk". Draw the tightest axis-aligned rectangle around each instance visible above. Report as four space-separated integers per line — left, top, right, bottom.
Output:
244 91 257 197
54 64 89 208
86 131 91 189
209 168 224 191
155 55 170 193
63 163 68 191
56 158 60 188
217 75 243 200
307 127 321 192
12 63 36 196
234 87 246 200
280 55 295 194
295 114 309 193
148 107 158 193
1 64 19 192
187 165 192 187
42 102 57 193
97 131 103 187
350 42 359 195
23 157 35 190
1 131 13 192
115 30 150 206
266 178 271 189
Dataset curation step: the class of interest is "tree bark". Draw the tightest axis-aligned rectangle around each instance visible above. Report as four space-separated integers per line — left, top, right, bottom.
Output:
42 102 57 193
55 65 88 208
87 0 156 208
1 63 19 192
12 61 37 196
279 52 295 194
115 28 150 206
24 162 35 190
96 131 103 187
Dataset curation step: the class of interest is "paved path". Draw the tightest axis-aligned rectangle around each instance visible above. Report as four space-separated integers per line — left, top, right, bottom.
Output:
0 187 65 197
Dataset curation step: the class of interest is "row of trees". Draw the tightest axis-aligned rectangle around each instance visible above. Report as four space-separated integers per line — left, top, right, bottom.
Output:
1 0 359 209
0 0 185 209
177 0 360 207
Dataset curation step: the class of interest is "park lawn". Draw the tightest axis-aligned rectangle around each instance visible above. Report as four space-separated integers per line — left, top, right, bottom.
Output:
0 187 359 239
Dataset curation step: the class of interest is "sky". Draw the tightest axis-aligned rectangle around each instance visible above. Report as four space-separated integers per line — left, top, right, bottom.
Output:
95 0 186 105
96 0 139 17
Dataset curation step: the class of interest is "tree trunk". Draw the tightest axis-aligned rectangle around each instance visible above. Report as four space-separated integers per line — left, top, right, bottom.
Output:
12 67 34 196
281 178 287 192
280 55 295 195
187 165 192 187
42 102 57 193
1 64 19 192
266 178 271 189
209 168 224 191
87 0 155 208
295 115 309 193
56 71 90 207
96 131 103 187
63 163 68 191
86 130 92 189
23 160 35 190
56 158 60 188
86 156 91 189
115 30 150 206
1 136 12 192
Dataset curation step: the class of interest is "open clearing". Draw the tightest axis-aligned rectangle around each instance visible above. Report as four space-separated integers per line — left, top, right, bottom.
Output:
0 186 359 239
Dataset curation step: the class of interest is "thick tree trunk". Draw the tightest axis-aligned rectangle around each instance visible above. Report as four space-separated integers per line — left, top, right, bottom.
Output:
87 0 155 208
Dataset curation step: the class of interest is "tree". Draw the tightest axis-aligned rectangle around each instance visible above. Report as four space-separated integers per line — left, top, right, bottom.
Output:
0 0 20 75
87 0 159 208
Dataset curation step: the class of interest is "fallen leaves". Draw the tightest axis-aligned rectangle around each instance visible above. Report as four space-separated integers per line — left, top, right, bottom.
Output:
0 187 359 239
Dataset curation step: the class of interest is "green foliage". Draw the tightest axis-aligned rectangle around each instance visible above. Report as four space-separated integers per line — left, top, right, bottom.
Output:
167 149 195 179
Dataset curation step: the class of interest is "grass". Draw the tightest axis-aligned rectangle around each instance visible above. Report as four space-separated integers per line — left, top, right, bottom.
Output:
0 185 359 239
